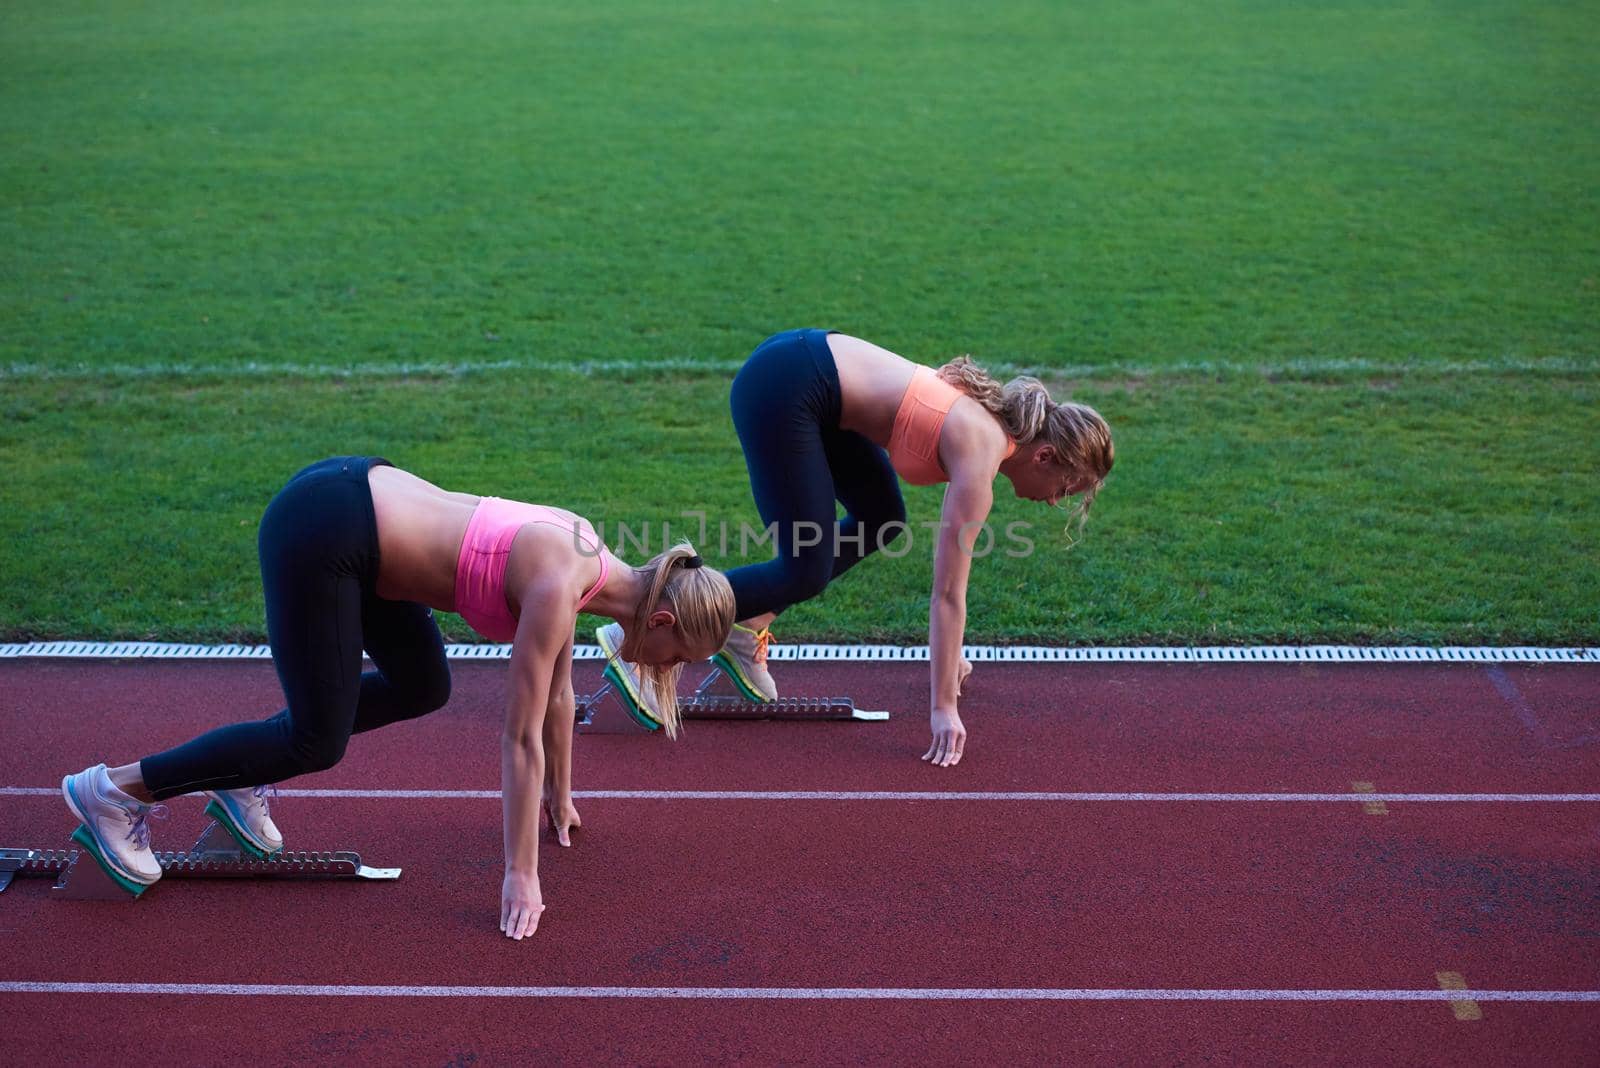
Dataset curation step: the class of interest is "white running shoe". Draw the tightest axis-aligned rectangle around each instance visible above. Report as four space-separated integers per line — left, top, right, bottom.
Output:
203 785 284 857
711 623 778 702
595 621 663 729
60 764 164 888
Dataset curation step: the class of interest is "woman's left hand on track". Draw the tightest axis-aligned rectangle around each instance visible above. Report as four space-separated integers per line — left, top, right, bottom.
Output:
500 870 545 940
543 793 582 848
922 706 967 767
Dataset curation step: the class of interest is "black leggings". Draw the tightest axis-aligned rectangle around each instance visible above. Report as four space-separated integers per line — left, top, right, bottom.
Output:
139 457 452 800
723 329 907 620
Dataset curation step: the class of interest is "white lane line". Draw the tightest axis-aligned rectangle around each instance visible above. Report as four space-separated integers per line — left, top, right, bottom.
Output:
4 787 1599 802
0 981 1596 1001
3 641 1598 663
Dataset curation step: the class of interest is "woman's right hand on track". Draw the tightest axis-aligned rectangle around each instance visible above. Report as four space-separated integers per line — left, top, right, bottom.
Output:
500 870 544 940
922 705 967 767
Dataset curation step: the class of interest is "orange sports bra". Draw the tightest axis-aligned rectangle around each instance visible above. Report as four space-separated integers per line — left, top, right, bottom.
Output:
887 366 1017 486
453 498 608 642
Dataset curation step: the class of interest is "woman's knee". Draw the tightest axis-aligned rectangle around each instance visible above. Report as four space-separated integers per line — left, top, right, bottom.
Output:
870 496 909 532
870 516 908 552
411 666 452 715
780 555 833 604
288 732 348 775
849 500 908 552
381 653 452 718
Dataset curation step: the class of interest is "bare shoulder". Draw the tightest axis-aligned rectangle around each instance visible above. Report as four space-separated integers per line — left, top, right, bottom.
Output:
942 395 1011 478
505 521 592 610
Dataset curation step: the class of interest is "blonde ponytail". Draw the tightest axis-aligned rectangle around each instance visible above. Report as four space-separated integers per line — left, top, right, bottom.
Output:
936 355 1054 442
937 355 1115 537
627 542 736 737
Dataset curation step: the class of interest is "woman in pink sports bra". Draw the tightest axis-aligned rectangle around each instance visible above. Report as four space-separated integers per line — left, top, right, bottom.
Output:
59 457 734 941
612 329 1112 770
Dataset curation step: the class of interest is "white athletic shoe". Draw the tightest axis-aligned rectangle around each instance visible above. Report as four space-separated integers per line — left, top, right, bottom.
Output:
203 785 284 856
60 764 164 887
711 623 778 702
595 621 663 728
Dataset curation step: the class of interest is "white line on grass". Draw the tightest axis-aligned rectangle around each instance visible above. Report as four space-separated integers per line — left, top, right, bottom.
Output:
0 358 750 380
4 355 1594 382
3 787 1598 802
0 981 1594 1001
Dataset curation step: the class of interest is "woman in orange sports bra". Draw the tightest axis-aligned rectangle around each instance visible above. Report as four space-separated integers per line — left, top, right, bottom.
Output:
60 457 734 940
608 329 1113 770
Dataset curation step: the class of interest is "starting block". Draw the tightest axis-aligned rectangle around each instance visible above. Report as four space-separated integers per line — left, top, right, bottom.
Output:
578 662 889 734
0 818 400 901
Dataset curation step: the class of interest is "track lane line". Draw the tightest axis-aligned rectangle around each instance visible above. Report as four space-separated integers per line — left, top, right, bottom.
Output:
1 982 1597 1001
5 787 1600 801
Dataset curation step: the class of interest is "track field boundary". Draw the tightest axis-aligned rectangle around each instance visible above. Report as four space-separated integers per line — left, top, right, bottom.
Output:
3 642 1595 663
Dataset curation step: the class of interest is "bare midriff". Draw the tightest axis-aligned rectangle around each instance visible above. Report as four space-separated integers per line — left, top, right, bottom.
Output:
828 333 919 443
367 465 479 608
828 333 1013 483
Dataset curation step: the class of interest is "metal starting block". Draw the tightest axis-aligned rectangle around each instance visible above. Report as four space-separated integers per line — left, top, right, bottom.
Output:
577 663 889 734
0 819 400 901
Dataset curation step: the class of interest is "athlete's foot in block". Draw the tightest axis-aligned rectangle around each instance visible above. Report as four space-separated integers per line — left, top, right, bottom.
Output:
60 764 166 886
712 623 778 702
543 793 581 848
204 784 284 854
596 621 664 725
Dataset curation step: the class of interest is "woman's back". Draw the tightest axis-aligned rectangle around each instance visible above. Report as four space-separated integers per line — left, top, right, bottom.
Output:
368 465 481 607
830 333 1010 474
829 333 917 441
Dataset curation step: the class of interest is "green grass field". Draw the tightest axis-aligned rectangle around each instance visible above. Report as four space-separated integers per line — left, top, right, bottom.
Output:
2 1 1596 643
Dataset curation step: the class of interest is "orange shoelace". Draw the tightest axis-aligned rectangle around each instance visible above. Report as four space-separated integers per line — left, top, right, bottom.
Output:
752 627 772 667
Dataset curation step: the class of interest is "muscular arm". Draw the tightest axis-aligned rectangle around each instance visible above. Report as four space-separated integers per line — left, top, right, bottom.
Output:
541 632 579 845
499 580 567 936
922 452 994 767
928 399 1013 702
931 471 993 708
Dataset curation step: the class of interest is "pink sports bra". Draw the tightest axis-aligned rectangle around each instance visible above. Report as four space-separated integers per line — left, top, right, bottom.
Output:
887 366 1018 486
453 498 608 642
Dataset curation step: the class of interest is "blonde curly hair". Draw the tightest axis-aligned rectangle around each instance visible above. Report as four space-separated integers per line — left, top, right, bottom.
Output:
937 355 1114 533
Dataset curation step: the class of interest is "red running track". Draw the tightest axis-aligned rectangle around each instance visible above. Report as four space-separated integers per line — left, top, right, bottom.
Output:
1 657 1597 1065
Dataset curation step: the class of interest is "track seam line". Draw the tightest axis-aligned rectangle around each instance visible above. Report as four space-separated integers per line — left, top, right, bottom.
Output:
1 981 1597 1001
4 787 1599 801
